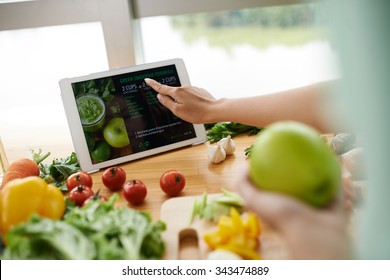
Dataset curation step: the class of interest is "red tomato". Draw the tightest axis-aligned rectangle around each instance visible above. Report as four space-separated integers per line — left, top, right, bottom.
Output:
66 171 93 192
68 185 94 206
102 167 126 191
82 190 108 206
159 170 186 197
122 179 147 205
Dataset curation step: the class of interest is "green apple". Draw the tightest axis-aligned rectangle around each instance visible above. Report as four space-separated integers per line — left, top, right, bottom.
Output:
103 117 130 148
249 121 341 207
91 141 111 162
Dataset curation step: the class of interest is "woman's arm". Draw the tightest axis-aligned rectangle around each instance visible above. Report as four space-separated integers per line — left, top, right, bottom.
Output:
145 78 333 133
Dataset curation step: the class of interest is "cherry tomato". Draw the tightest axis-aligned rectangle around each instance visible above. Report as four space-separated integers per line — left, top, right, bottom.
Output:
66 171 93 192
102 166 127 191
82 190 108 206
68 185 94 206
159 170 186 197
122 179 147 205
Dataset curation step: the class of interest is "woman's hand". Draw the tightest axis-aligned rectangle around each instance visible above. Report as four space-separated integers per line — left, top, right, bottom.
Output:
145 78 218 124
235 165 352 259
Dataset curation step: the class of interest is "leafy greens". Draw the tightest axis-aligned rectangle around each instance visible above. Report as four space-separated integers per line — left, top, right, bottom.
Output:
35 151 81 192
205 122 262 143
1 195 166 260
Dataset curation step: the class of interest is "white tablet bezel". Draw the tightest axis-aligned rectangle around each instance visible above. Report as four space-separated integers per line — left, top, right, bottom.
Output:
59 58 206 172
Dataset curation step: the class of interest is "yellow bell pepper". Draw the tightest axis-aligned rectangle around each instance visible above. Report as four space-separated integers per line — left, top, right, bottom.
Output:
0 176 65 242
203 207 262 260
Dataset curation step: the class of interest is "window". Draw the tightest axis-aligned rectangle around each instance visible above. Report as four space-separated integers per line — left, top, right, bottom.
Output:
139 3 338 99
0 23 108 160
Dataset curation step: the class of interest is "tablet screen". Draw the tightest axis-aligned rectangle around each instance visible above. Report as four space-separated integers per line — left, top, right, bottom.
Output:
71 64 196 164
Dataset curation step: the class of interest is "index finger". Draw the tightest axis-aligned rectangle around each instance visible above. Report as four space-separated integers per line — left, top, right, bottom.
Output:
145 78 174 97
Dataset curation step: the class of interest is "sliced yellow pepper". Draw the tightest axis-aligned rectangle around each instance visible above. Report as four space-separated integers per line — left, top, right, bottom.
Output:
203 207 262 260
244 212 261 239
0 176 65 243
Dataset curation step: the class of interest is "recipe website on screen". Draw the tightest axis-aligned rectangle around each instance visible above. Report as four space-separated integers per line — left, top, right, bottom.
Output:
72 65 196 163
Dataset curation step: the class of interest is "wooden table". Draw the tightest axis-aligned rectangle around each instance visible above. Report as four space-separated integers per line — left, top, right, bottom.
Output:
89 134 257 221
4 133 290 259
86 134 290 259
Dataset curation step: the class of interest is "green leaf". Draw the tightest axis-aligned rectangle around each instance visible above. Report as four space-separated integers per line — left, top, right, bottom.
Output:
3 216 96 260
2 195 166 260
206 122 262 143
39 152 81 191
29 149 51 164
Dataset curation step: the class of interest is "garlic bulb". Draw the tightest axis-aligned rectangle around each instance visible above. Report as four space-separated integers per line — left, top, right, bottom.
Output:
330 133 356 155
208 144 226 164
218 135 236 155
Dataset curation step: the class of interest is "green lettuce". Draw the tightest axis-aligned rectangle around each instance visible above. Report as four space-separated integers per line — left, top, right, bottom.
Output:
1 195 166 260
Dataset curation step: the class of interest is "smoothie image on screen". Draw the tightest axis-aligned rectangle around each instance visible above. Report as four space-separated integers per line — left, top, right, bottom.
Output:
76 94 106 132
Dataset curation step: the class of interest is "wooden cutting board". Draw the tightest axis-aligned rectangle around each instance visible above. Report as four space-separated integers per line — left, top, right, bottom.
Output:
160 194 289 260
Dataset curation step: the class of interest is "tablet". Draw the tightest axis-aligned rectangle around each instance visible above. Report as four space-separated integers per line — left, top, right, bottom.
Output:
59 58 206 172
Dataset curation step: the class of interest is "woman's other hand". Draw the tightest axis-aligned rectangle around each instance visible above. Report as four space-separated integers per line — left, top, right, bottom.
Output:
235 165 352 260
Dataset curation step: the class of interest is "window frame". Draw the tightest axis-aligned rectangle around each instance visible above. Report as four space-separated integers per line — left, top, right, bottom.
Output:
0 0 318 68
